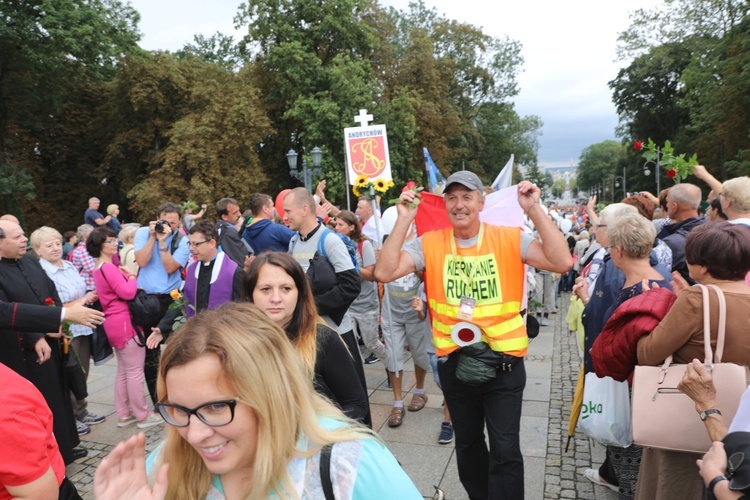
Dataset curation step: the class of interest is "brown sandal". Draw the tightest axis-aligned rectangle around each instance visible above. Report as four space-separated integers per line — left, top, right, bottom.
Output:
387 406 406 427
407 393 428 412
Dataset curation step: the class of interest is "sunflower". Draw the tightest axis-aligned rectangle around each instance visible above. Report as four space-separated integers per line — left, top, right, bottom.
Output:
352 186 362 197
354 174 370 188
373 178 389 193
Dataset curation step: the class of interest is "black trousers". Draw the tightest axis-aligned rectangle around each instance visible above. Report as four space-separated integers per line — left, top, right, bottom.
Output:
340 329 372 428
144 294 173 406
438 352 526 500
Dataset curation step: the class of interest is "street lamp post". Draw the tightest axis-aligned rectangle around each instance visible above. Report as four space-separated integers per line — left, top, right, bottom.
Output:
286 147 323 192
614 176 625 200
643 146 660 195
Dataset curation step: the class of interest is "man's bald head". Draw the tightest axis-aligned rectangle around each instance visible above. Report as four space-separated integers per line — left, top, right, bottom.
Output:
0 214 19 225
668 183 702 210
0 220 28 259
286 187 316 210
666 183 702 221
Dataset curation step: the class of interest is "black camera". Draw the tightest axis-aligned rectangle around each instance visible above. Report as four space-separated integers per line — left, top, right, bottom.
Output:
154 220 170 234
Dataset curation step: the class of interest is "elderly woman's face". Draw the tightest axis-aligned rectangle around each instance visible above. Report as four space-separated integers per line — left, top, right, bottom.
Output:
596 219 610 247
167 355 258 482
36 237 63 264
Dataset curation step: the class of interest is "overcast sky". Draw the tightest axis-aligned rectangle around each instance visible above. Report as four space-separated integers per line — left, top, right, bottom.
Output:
126 0 661 167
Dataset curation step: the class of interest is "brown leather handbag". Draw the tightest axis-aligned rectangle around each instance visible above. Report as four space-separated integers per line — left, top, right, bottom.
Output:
631 284 750 453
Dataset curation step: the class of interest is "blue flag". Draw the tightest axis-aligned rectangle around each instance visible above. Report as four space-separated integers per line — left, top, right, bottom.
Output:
424 147 445 193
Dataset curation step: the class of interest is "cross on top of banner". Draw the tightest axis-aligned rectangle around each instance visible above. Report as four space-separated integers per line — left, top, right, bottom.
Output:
354 109 374 127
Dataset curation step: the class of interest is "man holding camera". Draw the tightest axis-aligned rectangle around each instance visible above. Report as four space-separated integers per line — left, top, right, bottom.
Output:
133 202 190 405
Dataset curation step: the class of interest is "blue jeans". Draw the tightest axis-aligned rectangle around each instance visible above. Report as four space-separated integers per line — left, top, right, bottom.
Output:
438 352 526 500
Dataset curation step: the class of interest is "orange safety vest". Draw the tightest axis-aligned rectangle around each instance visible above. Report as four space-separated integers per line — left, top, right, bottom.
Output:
423 223 528 357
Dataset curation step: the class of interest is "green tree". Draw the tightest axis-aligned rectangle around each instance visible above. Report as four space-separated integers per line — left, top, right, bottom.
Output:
524 165 546 189
178 32 243 72
551 179 566 198
99 53 272 222
234 0 380 205
0 0 141 222
474 101 542 176
576 141 626 193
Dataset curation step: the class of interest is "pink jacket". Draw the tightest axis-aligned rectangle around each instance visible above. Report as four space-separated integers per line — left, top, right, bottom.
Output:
93 263 138 349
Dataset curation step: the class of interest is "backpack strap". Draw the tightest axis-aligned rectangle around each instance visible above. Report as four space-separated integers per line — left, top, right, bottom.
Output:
170 231 183 255
317 227 332 259
320 443 335 500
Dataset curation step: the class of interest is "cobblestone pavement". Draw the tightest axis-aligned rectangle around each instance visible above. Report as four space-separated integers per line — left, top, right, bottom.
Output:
543 294 617 499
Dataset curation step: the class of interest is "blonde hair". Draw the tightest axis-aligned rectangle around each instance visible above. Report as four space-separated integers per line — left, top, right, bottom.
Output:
607 213 656 260
118 223 139 244
106 204 119 215
722 176 750 213
156 303 375 499
29 226 62 250
597 203 637 227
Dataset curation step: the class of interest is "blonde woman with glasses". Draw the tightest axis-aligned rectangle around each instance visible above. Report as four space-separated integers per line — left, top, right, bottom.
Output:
94 303 420 499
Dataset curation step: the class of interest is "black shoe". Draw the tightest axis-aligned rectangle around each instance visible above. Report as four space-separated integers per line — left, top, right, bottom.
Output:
72 448 88 461
364 354 379 364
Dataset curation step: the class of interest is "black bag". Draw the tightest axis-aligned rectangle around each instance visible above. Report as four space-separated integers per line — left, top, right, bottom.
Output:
129 289 162 327
89 301 114 365
65 360 89 401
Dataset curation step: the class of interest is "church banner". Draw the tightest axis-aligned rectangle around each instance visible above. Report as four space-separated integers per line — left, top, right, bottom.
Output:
344 124 392 182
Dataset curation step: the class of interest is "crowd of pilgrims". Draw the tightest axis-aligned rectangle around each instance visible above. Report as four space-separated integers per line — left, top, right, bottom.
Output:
1 168 750 499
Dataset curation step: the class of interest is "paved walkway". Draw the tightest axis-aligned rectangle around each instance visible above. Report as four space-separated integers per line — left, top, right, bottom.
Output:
66 293 618 498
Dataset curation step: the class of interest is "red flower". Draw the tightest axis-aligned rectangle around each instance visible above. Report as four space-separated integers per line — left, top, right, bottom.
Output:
44 297 54 306
402 181 417 192
667 169 677 179
633 141 643 151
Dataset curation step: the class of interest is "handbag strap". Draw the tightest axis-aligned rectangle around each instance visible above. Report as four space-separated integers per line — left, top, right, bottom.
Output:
703 284 727 363
659 283 727 371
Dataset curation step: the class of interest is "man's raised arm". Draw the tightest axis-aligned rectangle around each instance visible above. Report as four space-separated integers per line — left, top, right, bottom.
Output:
374 190 418 283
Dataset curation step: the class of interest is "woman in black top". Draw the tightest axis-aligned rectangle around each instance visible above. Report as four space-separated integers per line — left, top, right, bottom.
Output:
244 252 369 423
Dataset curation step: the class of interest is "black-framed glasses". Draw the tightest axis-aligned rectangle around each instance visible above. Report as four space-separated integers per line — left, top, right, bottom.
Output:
187 240 211 248
155 399 239 427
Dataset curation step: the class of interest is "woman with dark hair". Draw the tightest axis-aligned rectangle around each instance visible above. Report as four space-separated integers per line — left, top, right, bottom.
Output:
244 252 370 423
707 197 729 222
334 209 387 365
88 226 163 430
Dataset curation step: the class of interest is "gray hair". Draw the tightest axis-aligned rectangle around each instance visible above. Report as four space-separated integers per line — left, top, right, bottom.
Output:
668 183 702 210
118 223 140 244
607 213 656 260
598 203 638 226
722 177 750 213
77 224 94 241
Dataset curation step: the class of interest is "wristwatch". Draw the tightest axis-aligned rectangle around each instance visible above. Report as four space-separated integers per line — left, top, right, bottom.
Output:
707 474 728 500
700 408 722 421
159 246 169 252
